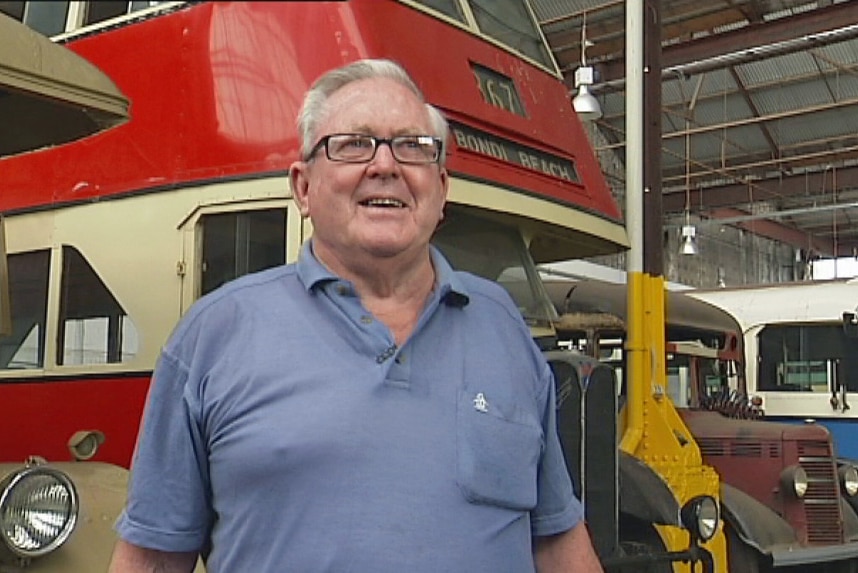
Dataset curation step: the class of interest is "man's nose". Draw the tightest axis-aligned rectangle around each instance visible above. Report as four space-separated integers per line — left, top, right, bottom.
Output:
368 141 399 173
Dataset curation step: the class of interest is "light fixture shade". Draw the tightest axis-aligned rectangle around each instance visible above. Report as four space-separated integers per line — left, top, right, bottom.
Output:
573 84 602 121
680 225 697 255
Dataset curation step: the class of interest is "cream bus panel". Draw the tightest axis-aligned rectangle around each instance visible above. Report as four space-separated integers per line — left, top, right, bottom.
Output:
0 176 292 377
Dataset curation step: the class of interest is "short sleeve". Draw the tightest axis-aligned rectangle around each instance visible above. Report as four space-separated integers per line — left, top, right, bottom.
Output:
115 350 213 551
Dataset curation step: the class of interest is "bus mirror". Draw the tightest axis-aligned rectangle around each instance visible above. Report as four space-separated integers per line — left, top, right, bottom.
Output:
844 312 858 338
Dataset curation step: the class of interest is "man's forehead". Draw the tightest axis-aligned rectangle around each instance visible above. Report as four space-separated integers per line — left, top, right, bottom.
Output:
319 78 430 131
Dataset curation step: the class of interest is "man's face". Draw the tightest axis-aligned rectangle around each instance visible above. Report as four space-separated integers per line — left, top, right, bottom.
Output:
291 77 448 268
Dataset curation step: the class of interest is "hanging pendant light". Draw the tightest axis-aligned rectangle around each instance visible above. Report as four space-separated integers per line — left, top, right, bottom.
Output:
573 16 602 121
680 223 697 255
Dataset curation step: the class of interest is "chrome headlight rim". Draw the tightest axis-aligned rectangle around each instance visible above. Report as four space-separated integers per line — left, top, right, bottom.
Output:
680 495 720 543
840 465 858 497
0 465 79 559
780 464 808 499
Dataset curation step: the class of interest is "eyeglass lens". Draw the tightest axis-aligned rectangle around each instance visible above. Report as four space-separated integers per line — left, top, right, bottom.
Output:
327 134 438 163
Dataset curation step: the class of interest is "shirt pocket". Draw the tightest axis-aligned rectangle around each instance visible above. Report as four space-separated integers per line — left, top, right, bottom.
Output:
455 389 543 511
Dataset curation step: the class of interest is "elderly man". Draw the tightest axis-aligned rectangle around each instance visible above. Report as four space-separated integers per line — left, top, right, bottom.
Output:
109 58 602 573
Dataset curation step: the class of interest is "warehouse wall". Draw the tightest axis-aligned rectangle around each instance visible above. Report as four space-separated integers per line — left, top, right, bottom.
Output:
581 124 803 289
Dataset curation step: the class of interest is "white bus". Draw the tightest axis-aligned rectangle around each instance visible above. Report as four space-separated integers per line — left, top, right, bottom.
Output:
689 278 858 460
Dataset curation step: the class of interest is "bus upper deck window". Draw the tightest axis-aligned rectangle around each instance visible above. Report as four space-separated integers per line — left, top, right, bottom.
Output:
411 0 554 70
412 0 466 23
468 0 553 69
130 1 163 11
0 2 69 36
83 1 128 26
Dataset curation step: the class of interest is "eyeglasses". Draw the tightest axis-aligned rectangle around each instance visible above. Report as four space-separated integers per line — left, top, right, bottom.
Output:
306 133 442 165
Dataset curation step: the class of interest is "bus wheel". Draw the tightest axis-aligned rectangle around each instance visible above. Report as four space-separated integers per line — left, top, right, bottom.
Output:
725 523 762 573
618 516 673 573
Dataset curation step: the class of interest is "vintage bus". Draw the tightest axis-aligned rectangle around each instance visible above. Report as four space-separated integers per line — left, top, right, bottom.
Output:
689 279 858 461
0 1 722 571
545 278 858 572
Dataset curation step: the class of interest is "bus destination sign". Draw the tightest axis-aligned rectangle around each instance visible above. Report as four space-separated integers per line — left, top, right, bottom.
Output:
449 121 580 184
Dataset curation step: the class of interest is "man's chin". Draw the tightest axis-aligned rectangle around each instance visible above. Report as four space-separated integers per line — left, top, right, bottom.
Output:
357 235 428 260
362 242 410 259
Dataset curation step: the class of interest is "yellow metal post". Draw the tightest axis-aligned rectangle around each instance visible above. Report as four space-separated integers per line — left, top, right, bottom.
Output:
621 1 728 570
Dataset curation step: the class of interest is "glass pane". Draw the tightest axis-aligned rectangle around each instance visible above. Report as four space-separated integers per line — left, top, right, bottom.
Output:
58 246 137 365
0 2 26 21
468 0 552 68
432 207 555 327
757 324 847 392
0 250 50 369
84 1 128 26
64 317 106 365
411 0 466 23
25 1 69 36
200 209 287 296
130 1 160 11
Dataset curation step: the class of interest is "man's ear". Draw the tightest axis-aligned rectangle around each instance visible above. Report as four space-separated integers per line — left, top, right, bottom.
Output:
290 161 311 217
438 167 450 221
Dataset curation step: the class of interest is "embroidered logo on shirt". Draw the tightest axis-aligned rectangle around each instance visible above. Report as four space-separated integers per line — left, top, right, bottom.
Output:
473 392 489 413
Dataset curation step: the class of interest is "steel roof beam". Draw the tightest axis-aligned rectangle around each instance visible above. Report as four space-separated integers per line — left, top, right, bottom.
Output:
698 207 840 256
596 1 858 87
662 164 858 212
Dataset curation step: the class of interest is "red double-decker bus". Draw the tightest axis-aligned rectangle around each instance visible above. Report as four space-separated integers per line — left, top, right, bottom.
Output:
0 2 728 572
0 0 623 468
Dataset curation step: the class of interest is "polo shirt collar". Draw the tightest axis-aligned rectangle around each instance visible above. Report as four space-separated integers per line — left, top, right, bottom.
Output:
296 240 469 308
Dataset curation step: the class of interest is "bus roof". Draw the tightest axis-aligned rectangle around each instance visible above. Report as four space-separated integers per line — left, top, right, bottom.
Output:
544 278 744 337
688 278 858 329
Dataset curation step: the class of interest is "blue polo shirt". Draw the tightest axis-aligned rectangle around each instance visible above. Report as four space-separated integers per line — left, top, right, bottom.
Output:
117 242 582 572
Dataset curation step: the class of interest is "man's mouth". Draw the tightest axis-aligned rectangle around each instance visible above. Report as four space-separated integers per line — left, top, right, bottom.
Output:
360 198 406 208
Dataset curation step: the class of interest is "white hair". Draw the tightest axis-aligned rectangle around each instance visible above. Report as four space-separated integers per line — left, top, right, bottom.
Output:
296 59 448 166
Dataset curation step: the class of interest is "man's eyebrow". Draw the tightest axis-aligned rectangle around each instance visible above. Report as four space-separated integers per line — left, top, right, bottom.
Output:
344 124 372 134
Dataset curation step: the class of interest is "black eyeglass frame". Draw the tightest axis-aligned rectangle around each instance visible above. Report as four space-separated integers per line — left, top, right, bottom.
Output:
305 133 443 165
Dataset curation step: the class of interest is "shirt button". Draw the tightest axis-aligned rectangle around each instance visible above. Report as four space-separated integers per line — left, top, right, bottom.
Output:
395 354 406 364
360 315 373 324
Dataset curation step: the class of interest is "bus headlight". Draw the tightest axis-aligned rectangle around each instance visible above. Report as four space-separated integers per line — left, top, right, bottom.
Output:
680 495 720 543
780 465 808 498
840 465 858 497
0 465 79 559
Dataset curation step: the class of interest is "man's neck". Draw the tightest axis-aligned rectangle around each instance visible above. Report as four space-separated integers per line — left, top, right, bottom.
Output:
313 243 437 344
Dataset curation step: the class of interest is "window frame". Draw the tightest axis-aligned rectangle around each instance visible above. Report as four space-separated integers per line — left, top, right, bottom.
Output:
401 0 561 77
178 198 297 312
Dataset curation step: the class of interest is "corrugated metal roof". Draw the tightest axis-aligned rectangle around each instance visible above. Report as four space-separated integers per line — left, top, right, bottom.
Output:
534 0 858 256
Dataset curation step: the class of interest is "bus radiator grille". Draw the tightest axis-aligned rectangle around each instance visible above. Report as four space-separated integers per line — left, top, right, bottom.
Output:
799 440 843 544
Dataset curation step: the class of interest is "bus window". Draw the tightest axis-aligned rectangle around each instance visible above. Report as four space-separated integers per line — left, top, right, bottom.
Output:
58 246 138 365
0 1 168 35
130 1 164 12
432 208 554 327
83 2 129 25
411 0 553 69
413 0 466 23
83 1 166 26
468 0 553 68
200 208 287 297
758 324 849 392
0 250 49 369
0 1 70 36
